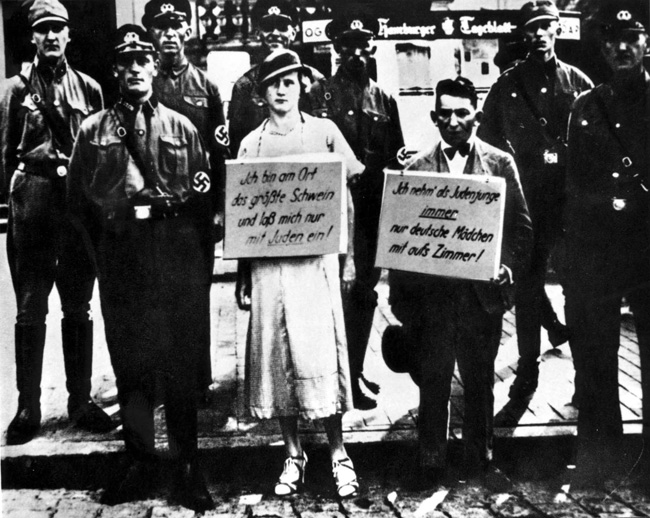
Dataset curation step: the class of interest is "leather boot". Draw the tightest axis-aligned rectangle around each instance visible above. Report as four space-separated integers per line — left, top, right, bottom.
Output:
6 324 46 445
166 392 213 512
172 459 214 512
508 363 539 400
62 319 115 433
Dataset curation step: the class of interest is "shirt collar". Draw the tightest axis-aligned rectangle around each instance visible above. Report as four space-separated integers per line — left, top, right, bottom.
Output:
160 58 189 78
34 56 67 82
116 95 159 117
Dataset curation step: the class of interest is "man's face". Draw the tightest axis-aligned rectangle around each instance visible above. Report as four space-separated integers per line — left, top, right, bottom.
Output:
115 53 158 99
263 71 301 116
603 31 648 73
259 17 295 51
433 94 478 148
338 37 374 74
523 19 559 56
31 22 70 63
150 18 192 57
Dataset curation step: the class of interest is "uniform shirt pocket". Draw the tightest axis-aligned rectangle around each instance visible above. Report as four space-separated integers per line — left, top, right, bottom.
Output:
159 134 189 179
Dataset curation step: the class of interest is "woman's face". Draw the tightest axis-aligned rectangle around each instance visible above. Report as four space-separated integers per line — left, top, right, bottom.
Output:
264 71 301 115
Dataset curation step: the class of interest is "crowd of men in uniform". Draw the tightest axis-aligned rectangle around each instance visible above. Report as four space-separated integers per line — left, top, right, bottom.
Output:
0 0 648 511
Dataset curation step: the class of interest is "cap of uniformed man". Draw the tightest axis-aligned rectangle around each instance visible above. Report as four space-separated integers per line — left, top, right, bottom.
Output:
600 3 648 36
257 49 310 94
113 25 157 56
28 0 69 28
325 9 378 42
142 0 192 30
519 0 560 27
251 0 296 31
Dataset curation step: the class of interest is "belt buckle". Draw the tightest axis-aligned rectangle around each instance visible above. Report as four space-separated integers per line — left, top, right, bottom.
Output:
543 149 558 165
134 205 152 220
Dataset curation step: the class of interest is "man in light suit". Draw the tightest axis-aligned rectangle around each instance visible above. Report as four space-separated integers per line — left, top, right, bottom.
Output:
388 77 532 488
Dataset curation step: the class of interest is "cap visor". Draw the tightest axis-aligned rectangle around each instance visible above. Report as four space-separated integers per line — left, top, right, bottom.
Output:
523 14 559 26
32 16 68 27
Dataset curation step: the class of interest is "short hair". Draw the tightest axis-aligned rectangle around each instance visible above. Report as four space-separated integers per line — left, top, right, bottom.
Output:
435 76 478 110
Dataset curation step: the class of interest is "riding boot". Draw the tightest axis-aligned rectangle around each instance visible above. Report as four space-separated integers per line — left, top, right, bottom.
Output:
62 318 115 432
166 393 213 512
6 324 46 445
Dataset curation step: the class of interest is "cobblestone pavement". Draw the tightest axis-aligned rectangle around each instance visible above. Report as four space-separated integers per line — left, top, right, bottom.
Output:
3 439 650 517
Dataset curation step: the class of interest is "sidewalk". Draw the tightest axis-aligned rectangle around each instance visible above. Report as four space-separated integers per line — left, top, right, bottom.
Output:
2 242 649 516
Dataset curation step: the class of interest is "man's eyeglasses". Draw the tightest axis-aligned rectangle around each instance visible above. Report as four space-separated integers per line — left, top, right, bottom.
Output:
259 17 292 33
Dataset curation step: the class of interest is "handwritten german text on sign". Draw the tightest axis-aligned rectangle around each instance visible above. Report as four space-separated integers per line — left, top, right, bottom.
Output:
224 154 346 259
376 171 506 281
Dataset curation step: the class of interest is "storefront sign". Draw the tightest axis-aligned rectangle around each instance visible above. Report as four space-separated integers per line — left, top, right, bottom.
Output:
224 154 346 259
376 171 505 281
302 11 580 43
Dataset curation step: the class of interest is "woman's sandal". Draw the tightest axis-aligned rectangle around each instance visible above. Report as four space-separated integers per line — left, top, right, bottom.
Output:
274 452 308 496
332 457 359 498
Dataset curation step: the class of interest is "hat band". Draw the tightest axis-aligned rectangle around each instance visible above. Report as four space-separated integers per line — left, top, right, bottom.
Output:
154 10 187 19
32 15 68 27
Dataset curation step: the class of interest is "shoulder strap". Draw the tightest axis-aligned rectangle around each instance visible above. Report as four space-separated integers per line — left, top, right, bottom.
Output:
110 107 158 188
592 91 634 170
18 73 74 156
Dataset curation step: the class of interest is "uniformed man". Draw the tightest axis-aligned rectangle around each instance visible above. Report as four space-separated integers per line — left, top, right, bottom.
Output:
478 0 593 401
143 0 229 405
0 0 114 445
307 10 404 409
67 26 214 511
227 0 323 156
563 3 649 490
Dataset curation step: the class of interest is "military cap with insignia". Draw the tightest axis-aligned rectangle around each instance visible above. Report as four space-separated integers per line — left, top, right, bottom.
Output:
142 0 192 30
28 0 69 28
599 2 648 36
114 24 157 56
325 9 378 42
519 0 560 27
251 0 296 31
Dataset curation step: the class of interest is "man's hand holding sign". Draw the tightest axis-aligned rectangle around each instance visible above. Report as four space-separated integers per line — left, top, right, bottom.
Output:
382 76 532 488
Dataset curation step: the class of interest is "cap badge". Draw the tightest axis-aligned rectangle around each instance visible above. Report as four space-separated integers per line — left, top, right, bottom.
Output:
124 32 140 44
160 3 175 13
617 10 632 21
350 19 364 30
268 6 281 16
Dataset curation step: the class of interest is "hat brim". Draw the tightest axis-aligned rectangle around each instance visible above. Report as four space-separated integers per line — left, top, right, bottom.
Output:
32 16 68 27
115 43 157 55
258 63 308 91
261 13 293 23
522 14 559 27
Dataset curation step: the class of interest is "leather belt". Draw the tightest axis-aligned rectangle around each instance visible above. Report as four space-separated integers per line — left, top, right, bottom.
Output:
16 161 67 179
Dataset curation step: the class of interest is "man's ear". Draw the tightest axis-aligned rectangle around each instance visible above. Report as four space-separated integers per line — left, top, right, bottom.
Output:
430 110 438 126
112 64 118 78
184 23 193 39
475 110 483 125
153 58 160 77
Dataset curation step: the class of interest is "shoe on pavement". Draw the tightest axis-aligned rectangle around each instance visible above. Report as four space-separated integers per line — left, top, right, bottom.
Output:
352 381 377 410
101 458 158 505
172 460 214 512
508 373 538 400
332 457 359 498
6 406 41 445
274 452 307 496
69 401 116 433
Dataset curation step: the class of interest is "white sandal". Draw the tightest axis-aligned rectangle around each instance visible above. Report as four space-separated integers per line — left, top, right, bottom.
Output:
332 457 359 498
274 452 307 496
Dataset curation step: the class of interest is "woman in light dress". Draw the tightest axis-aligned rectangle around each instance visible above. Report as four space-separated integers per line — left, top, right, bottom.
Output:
235 49 365 498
